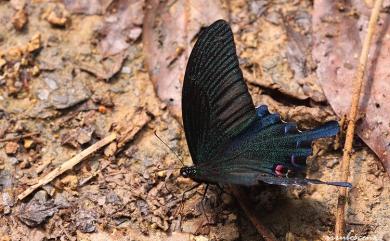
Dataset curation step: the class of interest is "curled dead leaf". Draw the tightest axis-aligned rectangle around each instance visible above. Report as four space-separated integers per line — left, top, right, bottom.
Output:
143 0 228 120
313 0 390 174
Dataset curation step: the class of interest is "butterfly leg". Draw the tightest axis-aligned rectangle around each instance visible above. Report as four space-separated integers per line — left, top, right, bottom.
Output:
174 182 202 217
201 184 210 224
195 184 212 235
216 183 233 196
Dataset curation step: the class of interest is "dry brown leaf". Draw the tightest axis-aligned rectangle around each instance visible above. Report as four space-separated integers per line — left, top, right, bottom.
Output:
18 195 58 227
313 0 390 174
143 0 228 120
98 0 145 57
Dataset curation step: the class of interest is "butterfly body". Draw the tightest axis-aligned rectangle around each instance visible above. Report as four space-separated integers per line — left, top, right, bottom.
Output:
180 20 351 188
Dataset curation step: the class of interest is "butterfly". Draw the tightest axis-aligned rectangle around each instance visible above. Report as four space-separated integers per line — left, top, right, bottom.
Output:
180 19 351 188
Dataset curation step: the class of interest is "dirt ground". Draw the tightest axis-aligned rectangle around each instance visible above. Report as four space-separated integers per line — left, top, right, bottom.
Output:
0 0 389 241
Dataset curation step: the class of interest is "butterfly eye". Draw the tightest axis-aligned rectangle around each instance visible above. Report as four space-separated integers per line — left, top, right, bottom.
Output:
274 164 288 176
180 168 187 177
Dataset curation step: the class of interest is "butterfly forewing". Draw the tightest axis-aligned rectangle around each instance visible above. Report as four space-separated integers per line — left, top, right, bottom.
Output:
182 20 257 164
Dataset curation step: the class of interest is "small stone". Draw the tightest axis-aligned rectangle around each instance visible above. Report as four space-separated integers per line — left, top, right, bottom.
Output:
27 33 42 53
326 158 340 169
104 142 117 157
77 128 93 145
61 174 78 190
5 142 19 155
128 27 142 41
37 89 50 100
97 196 106 206
23 138 34 149
44 77 58 90
31 65 40 76
98 105 107 114
227 213 237 223
44 5 69 27
121 66 131 74
12 8 28 30
7 47 23 61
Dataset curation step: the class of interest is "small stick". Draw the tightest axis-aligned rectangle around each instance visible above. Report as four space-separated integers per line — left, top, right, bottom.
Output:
230 186 278 241
335 0 383 237
17 133 117 200
0 132 40 142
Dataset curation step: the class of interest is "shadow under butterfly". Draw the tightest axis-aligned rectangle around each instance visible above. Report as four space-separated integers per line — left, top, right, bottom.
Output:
179 19 351 190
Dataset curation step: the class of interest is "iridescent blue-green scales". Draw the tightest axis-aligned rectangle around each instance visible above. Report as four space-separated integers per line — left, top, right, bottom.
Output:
180 19 351 188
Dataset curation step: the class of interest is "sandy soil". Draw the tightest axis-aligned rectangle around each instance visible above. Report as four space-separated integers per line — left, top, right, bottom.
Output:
0 1 389 241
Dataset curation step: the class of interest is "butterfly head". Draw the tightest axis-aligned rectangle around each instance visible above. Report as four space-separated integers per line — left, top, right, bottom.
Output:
180 166 197 179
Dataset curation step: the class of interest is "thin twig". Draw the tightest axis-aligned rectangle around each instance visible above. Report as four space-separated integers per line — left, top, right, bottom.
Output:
335 0 383 237
230 186 278 241
17 133 117 200
0 132 40 142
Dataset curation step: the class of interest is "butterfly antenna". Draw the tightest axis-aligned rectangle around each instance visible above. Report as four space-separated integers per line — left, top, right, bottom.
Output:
154 131 185 167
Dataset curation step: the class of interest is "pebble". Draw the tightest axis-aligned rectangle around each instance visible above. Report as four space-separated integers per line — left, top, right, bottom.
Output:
5 142 19 155
326 158 340 169
9 157 19 165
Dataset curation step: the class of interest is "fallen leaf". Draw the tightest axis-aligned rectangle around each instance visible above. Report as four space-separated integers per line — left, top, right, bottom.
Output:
313 0 390 174
18 197 58 227
143 0 228 119
98 0 145 57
